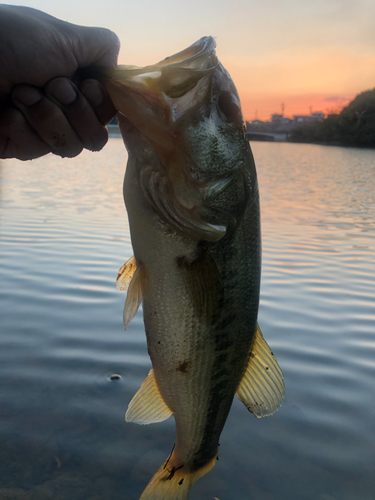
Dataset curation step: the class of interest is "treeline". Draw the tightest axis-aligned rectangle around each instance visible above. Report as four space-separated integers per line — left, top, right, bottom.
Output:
289 88 375 147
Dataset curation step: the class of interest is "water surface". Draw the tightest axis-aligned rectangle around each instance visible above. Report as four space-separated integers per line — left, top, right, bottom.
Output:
1 141 374 499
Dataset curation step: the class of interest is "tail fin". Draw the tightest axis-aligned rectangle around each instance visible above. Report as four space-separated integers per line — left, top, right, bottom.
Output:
140 452 217 500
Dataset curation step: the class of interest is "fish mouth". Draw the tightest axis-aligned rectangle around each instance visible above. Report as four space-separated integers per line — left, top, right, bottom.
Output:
112 36 218 90
143 36 217 71
102 37 219 151
104 38 216 115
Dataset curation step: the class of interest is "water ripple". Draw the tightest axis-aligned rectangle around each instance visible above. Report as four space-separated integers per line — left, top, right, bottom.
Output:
1 141 374 500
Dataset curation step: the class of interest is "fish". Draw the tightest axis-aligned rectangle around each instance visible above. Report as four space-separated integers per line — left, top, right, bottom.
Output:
101 36 284 499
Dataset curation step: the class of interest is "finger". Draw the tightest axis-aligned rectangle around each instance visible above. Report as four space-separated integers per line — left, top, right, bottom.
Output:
12 84 84 158
44 78 109 152
79 79 117 125
0 106 50 160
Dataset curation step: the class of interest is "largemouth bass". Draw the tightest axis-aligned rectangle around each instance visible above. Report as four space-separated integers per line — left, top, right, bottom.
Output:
102 36 284 499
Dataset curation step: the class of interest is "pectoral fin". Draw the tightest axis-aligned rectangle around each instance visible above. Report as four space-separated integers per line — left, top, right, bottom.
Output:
123 264 146 330
126 368 172 425
236 324 284 418
116 255 137 291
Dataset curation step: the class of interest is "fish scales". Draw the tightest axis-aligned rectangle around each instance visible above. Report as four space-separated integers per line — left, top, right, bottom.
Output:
101 36 284 500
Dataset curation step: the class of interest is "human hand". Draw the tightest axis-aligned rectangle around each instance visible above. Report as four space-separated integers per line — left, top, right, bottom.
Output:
0 5 120 160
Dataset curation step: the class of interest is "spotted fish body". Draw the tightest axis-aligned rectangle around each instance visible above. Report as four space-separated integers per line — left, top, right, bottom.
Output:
102 37 284 499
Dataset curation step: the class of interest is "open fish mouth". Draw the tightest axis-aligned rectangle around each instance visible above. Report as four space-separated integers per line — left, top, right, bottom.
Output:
99 37 219 145
148 36 217 69
108 36 218 94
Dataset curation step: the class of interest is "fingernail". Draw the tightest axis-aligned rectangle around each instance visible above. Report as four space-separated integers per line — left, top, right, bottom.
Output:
13 85 43 106
48 79 77 105
81 80 104 107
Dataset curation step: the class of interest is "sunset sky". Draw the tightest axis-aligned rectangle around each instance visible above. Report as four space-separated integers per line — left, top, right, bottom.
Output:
7 0 375 120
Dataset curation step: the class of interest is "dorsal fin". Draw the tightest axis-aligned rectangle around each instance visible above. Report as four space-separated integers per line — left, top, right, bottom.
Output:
236 324 284 418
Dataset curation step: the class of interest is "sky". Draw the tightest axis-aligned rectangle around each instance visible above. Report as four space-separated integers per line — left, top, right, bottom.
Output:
6 0 375 120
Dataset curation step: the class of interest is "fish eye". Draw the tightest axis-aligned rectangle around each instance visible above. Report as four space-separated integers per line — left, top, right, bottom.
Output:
218 91 241 123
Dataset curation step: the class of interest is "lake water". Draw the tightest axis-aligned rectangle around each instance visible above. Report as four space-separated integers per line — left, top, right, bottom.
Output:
0 140 374 500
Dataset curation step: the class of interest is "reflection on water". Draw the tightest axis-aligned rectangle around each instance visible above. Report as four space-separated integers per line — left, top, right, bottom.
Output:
1 141 374 499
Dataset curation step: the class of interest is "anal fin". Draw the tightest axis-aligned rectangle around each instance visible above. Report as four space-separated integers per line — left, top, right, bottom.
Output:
236 324 285 418
126 368 172 425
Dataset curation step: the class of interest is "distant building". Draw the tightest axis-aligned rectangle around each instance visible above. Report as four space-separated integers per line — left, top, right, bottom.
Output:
293 115 312 124
250 120 265 127
293 112 325 124
246 110 326 141
311 112 325 121
271 113 283 124
271 114 293 126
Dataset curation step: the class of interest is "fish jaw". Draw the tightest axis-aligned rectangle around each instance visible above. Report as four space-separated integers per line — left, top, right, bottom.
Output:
102 36 218 152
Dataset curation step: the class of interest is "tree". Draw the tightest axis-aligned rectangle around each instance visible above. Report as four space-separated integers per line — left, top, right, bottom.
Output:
338 88 375 146
289 88 375 147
